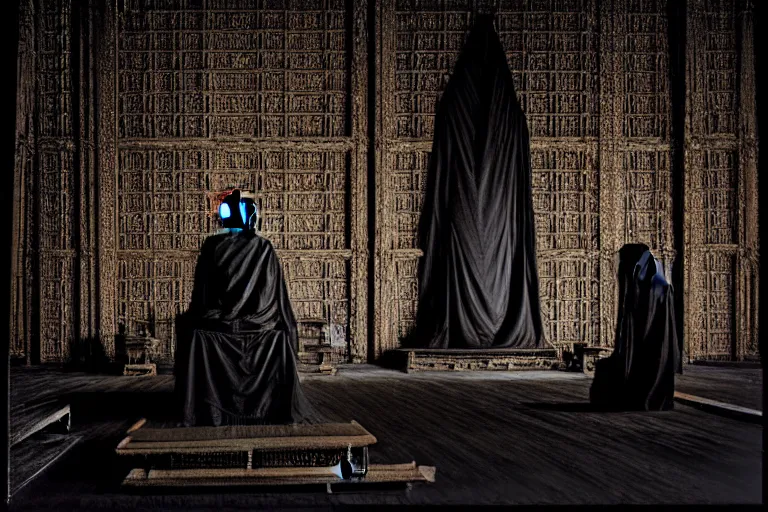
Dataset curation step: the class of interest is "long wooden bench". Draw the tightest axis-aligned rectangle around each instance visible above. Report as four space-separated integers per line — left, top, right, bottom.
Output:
116 419 435 490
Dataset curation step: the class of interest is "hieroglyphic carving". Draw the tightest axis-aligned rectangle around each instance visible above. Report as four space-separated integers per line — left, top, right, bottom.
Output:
531 147 600 347
11 0 37 361
112 0 364 364
377 0 600 356
685 0 758 361
119 0 348 139
598 0 674 347
114 146 354 361
36 0 77 362
616 0 673 264
13 0 757 364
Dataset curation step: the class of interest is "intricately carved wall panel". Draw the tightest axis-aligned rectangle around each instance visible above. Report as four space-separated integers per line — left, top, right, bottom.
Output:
685 0 758 361
36 0 77 362
109 0 365 364
617 0 673 255
114 145 354 361
12 0 757 363
10 0 35 361
532 147 600 347
118 0 349 139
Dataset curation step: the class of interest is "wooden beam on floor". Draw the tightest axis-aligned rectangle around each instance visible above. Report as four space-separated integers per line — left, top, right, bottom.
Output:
10 402 70 447
674 392 763 423
122 462 435 488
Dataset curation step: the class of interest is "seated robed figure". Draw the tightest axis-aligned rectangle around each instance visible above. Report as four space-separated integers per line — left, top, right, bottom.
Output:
590 243 683 411
174 189 315 427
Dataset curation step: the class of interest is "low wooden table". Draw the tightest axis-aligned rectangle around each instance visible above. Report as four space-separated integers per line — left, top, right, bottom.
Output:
116 419 435 490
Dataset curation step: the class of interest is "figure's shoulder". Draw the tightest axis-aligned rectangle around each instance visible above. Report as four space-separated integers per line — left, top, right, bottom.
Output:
238 231 276 252
200 234 225 250
256 234 277 254
650 258 671 289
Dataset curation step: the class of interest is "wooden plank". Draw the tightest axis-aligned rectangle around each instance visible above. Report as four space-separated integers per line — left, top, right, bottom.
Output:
117 420 378 454
127 420 374 442
673 392 762 423
117 435 376 455
126 418 147 434
10 435 82 498
122 463 434 488
10 403 70 447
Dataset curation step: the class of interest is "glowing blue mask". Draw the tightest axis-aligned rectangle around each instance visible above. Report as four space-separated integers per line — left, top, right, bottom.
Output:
239 201 247 225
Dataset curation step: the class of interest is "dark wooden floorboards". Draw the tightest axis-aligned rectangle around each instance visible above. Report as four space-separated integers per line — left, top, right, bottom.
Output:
8 365 763 508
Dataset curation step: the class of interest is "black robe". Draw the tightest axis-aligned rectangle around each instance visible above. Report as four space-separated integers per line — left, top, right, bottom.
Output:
590 244 682 411
410 15 545 349
174 230 317 426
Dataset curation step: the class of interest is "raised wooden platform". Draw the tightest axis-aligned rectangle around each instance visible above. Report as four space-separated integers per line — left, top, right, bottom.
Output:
397 348 561 373
117 421 377 454
123 462 435 491
123 363 157 376
116 419 435 489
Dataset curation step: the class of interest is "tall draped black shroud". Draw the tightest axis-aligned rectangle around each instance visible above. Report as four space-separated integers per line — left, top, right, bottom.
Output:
410 14 545 349
174 231 319 427
590 244 682 411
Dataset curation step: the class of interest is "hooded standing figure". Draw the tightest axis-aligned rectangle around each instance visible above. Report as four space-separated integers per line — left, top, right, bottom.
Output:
590 243 682 411
174 190 319 426
409 15 545 349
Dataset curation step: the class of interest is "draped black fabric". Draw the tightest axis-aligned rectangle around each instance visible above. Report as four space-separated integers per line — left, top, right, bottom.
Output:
174 231 319 426
590 244 682 411
409 15 545 349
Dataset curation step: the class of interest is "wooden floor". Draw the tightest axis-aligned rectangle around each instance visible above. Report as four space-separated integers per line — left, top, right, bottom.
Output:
8 364 763 508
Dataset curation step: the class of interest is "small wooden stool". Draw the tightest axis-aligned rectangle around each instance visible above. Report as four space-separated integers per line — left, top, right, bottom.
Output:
297 319 337 375
123 335 160 376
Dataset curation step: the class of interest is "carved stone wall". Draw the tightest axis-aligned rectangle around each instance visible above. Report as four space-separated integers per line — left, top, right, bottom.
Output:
11 0 37 363
105 0 369 364
685 0 759 360
10 0 758 364
35 0 78 363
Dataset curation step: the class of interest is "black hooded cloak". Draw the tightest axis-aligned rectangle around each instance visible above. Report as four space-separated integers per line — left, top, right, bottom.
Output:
174 230 318 426
590 244 682 411
410 15 545 349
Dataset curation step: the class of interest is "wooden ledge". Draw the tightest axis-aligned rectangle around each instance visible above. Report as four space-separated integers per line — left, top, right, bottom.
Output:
123 462 436 488
116 420 377 455
674 392 762 423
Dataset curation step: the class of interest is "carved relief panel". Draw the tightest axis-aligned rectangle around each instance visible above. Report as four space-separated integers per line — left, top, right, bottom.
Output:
107 0 368 364
685 0 759 360
11 0 758 363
